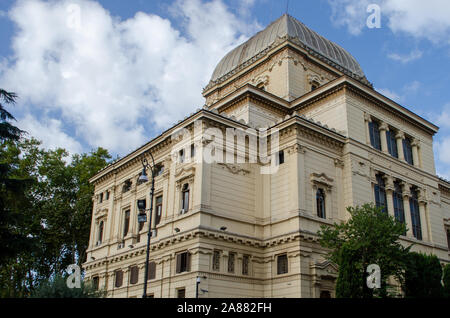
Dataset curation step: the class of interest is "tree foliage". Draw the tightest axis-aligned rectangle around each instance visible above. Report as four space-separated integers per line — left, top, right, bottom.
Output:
403 252 444 298
0 89 112 297
318 203 410 298
443 264 450 298
0 137 111 297
30 274 105 298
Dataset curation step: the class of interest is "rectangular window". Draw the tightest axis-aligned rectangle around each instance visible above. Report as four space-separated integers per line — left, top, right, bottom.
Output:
105 191 110 200
148 261 156 280
115 270 123 288
176 251 191 273
154 164 164 177
277 254 288 275
409 189 422 240
130 266 139 285
179 149 185 163
155 196 163 225
212 251 220 271
403 137 414 165
92 276 99 290
374 174 388 213
123 210 130 237
447 229 450 251
242 255 249 275
386 130 398 158
316 188 326 219
181 184 189 213
191 144 195 158
369 121 381 150
228 253 235 273
99 193 103 203
278 150 284 165
177 288 186 298
122 179 132 193
446 229 450 251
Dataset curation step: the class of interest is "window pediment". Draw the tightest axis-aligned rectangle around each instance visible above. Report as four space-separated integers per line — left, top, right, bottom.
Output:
310 172 333 190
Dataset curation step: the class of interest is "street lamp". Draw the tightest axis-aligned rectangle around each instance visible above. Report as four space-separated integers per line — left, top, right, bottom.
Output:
137 151 156 298
196 276 207 298
196 276 201 298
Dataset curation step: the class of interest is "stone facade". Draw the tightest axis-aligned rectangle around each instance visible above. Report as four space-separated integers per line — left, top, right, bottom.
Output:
83 15 450 298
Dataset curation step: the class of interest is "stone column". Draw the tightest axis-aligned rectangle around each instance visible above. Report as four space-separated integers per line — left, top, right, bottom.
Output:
88 196 97 250
105 185 115 244
364 113 372 146
400 182 413 237
384 175 395 218
418 189 429 241
396 131 405 162
288 143 305 212
379 122 389 153
411 138 420 168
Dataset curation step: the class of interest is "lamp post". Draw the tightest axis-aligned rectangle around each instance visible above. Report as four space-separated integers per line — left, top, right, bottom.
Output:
196 276 201 298
137 151 156 298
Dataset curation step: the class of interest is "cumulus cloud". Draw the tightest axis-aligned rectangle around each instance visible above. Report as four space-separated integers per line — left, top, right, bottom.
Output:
19 114 83 155
328 0 450 43
387 50 423 64
0 0 259 155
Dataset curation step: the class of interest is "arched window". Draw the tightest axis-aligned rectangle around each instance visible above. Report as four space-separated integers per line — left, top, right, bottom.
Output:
374 174 387 213
181 184 189 213
316 188 326 219
97 220 104 245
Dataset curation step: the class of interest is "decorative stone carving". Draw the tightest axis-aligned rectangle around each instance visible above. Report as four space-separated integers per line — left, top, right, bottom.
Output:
218 163 250 176
310 172 334 191
307 73 324 85
287 143 305 154
351 160 370 179
334 159 344 168
252 75 269 87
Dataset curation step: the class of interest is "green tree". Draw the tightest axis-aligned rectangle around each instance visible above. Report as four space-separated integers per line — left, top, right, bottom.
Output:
0 89 33 264
0 135 111 297
443 263 450 298
318 203 410 298
404 252 443 298
30 274 105 298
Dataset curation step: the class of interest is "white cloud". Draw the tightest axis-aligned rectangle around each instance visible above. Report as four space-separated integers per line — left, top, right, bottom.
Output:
19 114 83 155
376 87 403 103
0 0 259 155
387 50 423 64
403 80 421 93
328 0 450 43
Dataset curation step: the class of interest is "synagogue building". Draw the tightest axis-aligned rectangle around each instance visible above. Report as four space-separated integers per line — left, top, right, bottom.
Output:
83 14 450 298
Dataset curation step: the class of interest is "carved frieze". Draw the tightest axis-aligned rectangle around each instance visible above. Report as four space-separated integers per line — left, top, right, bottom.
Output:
217 163 251 176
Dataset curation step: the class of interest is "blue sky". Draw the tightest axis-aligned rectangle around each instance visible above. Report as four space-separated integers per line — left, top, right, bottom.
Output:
0 0 450 178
